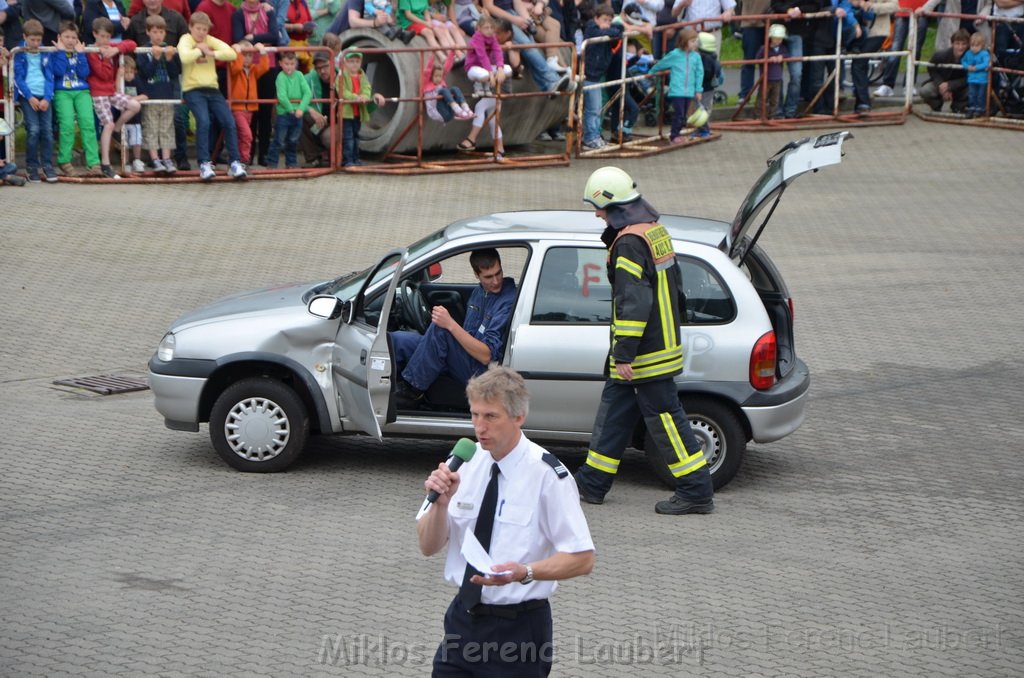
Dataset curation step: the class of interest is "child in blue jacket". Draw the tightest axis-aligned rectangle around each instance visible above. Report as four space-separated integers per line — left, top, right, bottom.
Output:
650 26 703 143
12 19 58 182
961 31 990 117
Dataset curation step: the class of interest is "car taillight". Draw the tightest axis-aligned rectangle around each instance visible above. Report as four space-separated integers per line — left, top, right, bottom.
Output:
750 331 777 390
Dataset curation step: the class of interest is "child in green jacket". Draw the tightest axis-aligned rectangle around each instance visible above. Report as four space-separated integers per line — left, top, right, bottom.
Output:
337 49 384 167
267 50 312 168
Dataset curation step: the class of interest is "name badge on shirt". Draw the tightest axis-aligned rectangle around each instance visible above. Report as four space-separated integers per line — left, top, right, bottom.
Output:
477 324 486 334
456 501 475 511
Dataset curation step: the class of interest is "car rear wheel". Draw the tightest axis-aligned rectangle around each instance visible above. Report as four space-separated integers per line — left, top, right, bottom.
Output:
645 397 746 491
210 378 309 472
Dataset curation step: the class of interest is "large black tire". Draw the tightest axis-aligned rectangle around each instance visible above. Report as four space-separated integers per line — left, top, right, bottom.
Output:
645 396 746 491
209 378 309 472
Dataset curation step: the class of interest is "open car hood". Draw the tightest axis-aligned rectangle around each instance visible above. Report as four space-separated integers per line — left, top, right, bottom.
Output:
722 131 852 262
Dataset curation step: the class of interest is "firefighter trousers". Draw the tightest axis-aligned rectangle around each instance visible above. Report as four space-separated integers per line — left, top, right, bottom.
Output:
576 378 713 502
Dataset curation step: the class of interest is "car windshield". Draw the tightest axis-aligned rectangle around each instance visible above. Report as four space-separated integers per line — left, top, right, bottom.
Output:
315 228 448 298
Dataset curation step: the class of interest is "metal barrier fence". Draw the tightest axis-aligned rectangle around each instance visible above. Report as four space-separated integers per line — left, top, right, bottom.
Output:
914 10 1024 130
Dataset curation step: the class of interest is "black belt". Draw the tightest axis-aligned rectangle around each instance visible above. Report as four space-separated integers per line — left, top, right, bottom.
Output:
467 598 548 620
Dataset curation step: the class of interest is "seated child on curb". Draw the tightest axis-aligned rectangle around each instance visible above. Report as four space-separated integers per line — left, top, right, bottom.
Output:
12 19 58 182
228 40 269 164
267 50 312 168
135 15 181 174
51 20 101 176
337 49 385 167
120 56 148 174
464 14 511 96
423 51 473 122
87 17 142 179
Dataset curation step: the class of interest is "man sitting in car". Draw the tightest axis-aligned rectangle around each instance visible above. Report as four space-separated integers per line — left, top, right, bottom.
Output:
392 248 517 409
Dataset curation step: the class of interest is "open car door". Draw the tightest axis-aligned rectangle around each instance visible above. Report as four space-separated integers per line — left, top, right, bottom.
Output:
722 131 851 266
332 248 407 439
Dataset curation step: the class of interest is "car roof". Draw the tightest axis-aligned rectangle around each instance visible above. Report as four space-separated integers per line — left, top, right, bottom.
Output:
443 210 730 249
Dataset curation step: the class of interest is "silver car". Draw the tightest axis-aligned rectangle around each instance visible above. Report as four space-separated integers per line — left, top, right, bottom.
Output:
149 131 850 489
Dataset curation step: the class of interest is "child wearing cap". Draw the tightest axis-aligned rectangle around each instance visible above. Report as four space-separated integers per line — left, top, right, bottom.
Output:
754 24 788 119
337 49 385 167
693 31 721 139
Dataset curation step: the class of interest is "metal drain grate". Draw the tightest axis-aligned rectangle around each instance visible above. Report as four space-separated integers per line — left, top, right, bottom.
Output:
53 375 150 395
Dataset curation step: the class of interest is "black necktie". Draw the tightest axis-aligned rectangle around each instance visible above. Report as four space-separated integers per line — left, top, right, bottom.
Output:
460 462 500 611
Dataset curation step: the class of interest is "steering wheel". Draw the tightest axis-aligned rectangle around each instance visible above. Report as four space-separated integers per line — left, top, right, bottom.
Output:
399 280 431 334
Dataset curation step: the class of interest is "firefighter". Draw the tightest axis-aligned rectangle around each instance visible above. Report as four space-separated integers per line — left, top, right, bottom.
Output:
574 166 715 514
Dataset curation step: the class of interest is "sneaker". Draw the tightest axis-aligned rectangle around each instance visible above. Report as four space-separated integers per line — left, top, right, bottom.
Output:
43 167 59 183
87 164 104 177
176 158 192 171
100 164 121 179
855 104 871 116
670 136 686 144
573 471 604 505
546 55 568 74
26 169 42 184
132 159 147 174
164 159 177 175
582 138 605 150
395 380 424 409
199 161 216 181
229 161 248 180
59 162 77 177
547 72 571 93
654 495 715 515
152 159 167 174
4 174 27 187
873 84 895 98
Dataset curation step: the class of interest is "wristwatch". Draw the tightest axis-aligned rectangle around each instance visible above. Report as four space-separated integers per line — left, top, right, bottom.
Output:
520 564 534 585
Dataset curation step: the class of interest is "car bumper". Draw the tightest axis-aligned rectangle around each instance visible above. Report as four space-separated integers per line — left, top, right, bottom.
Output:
741 358 810 443
149 355 214 432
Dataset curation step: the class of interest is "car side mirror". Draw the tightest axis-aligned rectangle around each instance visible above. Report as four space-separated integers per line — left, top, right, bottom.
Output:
308 295 344 320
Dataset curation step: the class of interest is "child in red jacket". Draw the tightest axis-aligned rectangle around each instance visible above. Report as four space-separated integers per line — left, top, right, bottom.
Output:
87 17 141 179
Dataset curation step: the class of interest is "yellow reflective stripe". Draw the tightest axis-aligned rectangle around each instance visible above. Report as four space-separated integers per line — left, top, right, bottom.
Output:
668 454 708 476
630 358 684 379
613 320 646 338
656 270 674 350
585 450 621 474
660 412 689 464
632 346 683 367
615 256 644 279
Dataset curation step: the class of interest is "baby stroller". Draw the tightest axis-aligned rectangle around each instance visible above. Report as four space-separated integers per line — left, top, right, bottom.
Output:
995 49 1024 117
626 50 660 127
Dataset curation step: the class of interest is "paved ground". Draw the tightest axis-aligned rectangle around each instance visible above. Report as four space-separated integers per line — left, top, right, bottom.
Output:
1 118 1021 677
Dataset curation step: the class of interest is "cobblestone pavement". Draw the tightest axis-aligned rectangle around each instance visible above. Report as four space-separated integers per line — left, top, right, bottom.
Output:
1 119 1021 677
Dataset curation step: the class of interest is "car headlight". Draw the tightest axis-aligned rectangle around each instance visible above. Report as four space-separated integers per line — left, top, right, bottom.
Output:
157 333 176 361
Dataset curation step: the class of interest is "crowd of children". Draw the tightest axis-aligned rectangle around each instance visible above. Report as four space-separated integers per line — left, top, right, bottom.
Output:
0 0 1009 185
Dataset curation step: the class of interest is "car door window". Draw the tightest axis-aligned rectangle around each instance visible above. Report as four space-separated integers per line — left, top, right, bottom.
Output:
531 247 611 324
678 255 735 324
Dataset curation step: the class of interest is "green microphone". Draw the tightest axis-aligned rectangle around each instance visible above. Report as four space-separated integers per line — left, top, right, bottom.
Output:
426 438 476 503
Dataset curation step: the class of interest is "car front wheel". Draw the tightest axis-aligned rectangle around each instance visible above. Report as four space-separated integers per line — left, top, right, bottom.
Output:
209 378 309 472
645 396 746 491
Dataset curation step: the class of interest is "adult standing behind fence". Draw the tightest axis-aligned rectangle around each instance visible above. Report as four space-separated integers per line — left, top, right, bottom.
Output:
874 0 929 98
574 167 715 515
417 366 595 677
672 0 734 56
770 0 828 117
23 0 75 44
848 0 897 113
917 0 991 51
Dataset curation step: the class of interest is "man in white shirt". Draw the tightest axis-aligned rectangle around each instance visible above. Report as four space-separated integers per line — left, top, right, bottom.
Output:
418 366 595 676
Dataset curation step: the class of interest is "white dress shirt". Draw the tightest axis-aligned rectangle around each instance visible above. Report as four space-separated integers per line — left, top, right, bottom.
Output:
420 434 595 605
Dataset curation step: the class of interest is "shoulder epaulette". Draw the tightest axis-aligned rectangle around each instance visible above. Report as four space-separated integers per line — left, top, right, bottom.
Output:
541 452 570 479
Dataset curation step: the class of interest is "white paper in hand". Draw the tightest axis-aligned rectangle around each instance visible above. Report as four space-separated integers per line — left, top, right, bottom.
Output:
460 530 512 578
